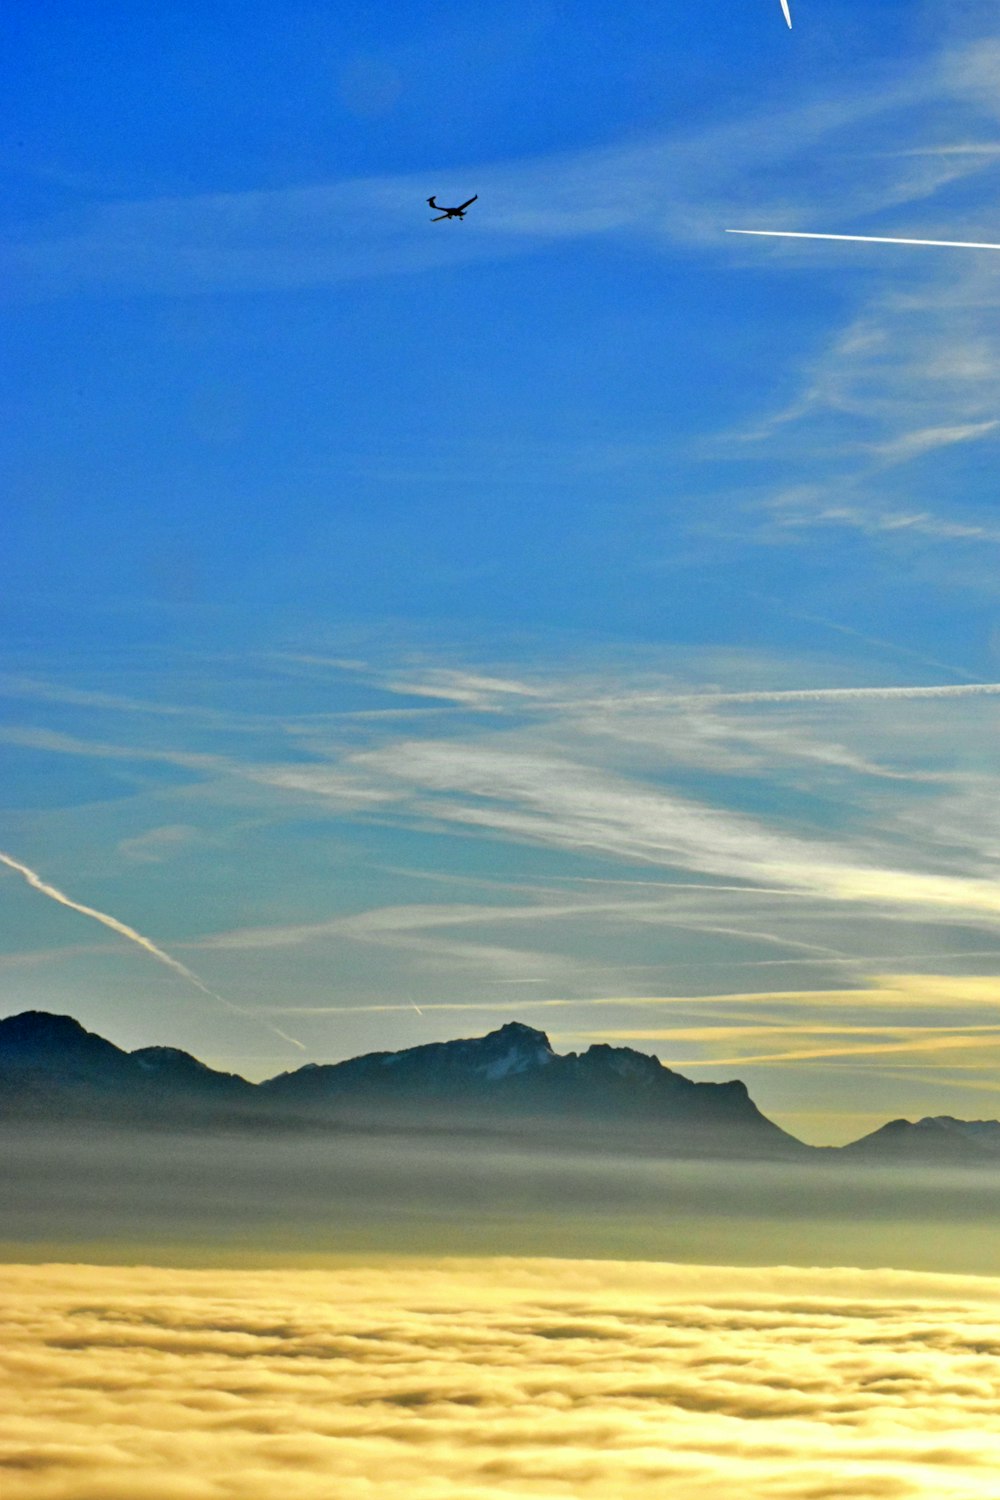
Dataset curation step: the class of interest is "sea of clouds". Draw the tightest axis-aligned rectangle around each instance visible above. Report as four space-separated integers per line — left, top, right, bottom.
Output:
5 1257 1000 1499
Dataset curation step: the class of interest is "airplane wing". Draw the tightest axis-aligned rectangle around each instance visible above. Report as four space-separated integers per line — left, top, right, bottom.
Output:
430 212 450 221
457 195 478 211
779 0 791 26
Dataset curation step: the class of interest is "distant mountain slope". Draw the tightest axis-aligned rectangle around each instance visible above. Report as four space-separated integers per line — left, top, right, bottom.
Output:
0 1010 256 1126
258 1021 803 1156
4 1010 999 1165
841 1115 1000 1164
0 1011 800 1156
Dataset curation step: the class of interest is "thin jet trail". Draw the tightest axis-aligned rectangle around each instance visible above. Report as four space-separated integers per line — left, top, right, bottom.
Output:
779 0 792 27
727 228 1000 251
0 850 305 1050
677 681 1000 705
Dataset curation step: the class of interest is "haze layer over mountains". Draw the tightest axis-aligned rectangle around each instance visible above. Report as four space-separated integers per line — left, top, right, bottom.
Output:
7 1010 1000 1274
4 1009 1000 1166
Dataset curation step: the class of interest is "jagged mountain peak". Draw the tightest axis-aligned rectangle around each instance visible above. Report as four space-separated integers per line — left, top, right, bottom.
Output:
360 1020 556 1084
263 1021 555 1089
576 1041 666 1078
469 1021 554 1076
483 1020 552 1047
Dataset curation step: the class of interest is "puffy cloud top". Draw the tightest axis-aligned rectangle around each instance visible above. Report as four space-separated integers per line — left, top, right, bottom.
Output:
4 1257 1000 1498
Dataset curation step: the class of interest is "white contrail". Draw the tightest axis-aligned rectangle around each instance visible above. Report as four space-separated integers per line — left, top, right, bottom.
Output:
727 228 1000 252
779 0 792 27
0 850 304 1050
681 681 1000 706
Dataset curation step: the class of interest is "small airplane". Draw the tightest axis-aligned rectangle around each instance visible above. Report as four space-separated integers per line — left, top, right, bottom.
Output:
427 194 478 222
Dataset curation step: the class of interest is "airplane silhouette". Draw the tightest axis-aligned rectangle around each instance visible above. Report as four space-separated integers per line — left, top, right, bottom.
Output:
427 194 478 221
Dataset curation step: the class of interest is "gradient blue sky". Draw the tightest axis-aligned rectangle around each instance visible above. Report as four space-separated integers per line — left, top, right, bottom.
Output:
3 0 1000 1142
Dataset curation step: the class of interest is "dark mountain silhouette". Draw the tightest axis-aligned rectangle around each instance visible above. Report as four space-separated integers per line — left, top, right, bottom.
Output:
258 1020 803 1156
0 1010 256 1127
2 1010 998 1165
842 1115 1000 1164
0 1010 799 1155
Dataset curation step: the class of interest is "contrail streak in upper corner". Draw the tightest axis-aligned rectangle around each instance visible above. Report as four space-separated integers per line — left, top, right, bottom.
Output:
779 0 792 27
0 850 305 1051
727 229 1000 252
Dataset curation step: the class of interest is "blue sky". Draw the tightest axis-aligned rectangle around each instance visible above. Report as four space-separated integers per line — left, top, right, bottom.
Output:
3 0 1000 1142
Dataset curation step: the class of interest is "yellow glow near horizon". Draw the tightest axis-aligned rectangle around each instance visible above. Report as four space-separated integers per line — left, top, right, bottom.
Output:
557 973 1000 1142
566 973 1000 1062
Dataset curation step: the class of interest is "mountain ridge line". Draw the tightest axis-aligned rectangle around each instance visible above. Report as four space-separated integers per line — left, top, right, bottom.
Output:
2 1009 998 1164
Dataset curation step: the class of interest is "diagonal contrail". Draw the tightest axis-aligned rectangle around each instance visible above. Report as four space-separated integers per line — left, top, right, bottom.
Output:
727 228 1000 251
0 850 304 1050
779 0 792 27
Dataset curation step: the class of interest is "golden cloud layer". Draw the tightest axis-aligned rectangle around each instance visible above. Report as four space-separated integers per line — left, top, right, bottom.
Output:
5 1258 1000 1499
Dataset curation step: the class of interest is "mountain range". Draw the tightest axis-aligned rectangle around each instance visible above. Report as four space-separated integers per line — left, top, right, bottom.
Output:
2 1009 998 1165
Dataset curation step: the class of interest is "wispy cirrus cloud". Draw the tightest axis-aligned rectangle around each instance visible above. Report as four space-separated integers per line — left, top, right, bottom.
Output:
717 21 1000 571
872 417 1000 464
7 649 1000 927
117 824 202 864
728 261 1000 575
2 33 997 301
581 1017 1000 1060
769 500 1000 544
5 639 1000 1134
343 736 1000 921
